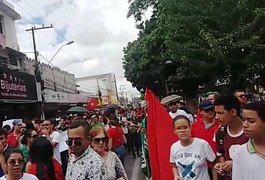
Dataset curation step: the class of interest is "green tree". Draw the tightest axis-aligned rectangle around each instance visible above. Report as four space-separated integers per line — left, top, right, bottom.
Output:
123 0 265 102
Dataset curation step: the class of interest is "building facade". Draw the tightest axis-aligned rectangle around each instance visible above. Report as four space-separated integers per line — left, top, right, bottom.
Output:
76 73 119 104
0 0 40 122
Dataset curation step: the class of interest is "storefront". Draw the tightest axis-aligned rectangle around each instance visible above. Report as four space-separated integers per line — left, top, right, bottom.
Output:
0 67 40 123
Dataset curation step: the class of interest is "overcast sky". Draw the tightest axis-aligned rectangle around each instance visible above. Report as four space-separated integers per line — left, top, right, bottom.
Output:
8 0 141 99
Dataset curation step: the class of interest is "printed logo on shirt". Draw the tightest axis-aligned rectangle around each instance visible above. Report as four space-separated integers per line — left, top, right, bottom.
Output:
178 161 196 178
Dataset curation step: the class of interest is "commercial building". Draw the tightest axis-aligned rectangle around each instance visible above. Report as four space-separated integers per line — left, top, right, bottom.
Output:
0 0 39 121
76 73 119 105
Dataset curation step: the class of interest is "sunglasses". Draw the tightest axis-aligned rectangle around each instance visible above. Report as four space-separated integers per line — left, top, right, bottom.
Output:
238 94 246 98
203 107 214 113
8 159 24 166
30 135 38 138
93 137 107 144
66 139 82 146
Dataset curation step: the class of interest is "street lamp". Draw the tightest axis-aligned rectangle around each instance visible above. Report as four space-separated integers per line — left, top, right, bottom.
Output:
46 41 74 66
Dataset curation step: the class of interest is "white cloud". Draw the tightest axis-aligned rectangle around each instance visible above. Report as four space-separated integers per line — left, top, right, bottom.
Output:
8 0 140 98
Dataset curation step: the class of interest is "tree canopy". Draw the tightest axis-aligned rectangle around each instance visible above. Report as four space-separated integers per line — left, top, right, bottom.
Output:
123 0 265 98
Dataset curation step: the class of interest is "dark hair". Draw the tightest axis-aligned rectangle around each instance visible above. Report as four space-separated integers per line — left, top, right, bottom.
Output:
109 120 118 126
243 102 265 122
2 125 10 133
0 128 7 138
233 89 245 95
214 95 241 116
21 129 35 145
69 119 90 138
173 115 191 127
4 148 24 162
25 121 35 130
28 137 55 180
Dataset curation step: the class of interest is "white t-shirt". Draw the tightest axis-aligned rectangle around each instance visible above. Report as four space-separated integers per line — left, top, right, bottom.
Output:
170 138 216 180
232 141 265 180
169 110 193 122
59 130 68 153
0 173 38 180
50 131 61 164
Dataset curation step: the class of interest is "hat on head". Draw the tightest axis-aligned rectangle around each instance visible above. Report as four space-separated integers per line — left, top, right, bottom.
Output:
91 115 98 119
199 100 214 110
12 119 22 126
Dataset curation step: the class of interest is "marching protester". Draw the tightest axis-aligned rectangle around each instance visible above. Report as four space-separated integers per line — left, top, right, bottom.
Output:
170 115 216 180
0 149 38 180
232 102 265 180
66 119 106 179
168 101 193 122
107 120 127 164
41 119 61 165
214 95 248 180
191 100 220 180
233 89 247 108
20 129 38 161
0 128 13 176
25 137 64 180
7 119 22 148
90 127 128 180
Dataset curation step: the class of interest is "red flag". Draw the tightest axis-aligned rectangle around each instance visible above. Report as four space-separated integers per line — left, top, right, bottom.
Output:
145 89 178 180
86 97 98 110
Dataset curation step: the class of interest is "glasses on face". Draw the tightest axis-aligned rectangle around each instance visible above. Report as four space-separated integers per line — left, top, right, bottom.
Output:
8 159 24 166
93 137 107 144
66 139 82 146
30 135 38 138
238 94 246 98
204 108 214 113
42 123 51 127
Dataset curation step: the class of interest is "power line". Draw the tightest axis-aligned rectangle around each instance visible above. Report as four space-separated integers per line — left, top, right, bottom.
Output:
20 0 69 43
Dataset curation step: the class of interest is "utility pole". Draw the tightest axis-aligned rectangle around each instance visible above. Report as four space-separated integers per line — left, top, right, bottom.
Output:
26 25 53 82
25 25 53 120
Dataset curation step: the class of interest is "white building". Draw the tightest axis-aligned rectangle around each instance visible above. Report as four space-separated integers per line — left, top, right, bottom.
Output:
0 0 20 50
76 73 119 104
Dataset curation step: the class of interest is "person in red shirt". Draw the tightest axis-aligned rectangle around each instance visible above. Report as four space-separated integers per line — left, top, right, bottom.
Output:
107 120 127 165
7 119 22 148
192 100 220 180
25 136 64 180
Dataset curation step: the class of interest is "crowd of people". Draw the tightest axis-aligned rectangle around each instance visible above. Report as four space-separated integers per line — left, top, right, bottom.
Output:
169 89 265 180
0 106 146 180
0 89 264 180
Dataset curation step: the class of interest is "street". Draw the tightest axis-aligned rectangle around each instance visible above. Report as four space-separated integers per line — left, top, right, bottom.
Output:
124 154 147 180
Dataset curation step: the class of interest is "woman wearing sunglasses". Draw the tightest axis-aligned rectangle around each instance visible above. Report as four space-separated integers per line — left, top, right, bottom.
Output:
25 137 64 180
90 127 128 180
0 148 38 180
20 129 38 161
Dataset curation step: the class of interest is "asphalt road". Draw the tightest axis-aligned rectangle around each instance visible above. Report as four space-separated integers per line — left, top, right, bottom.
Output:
124 154 147 180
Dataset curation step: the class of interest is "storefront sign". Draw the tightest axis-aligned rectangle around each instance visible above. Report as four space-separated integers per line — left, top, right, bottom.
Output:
43 90 69 103
0 67 37 100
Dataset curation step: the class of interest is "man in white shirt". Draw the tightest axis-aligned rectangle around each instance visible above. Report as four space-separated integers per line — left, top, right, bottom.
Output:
232 102 265 180
41 119 61 164
168 101 193 122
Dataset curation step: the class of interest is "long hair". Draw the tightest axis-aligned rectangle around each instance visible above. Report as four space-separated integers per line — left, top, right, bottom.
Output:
28 137 55 180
